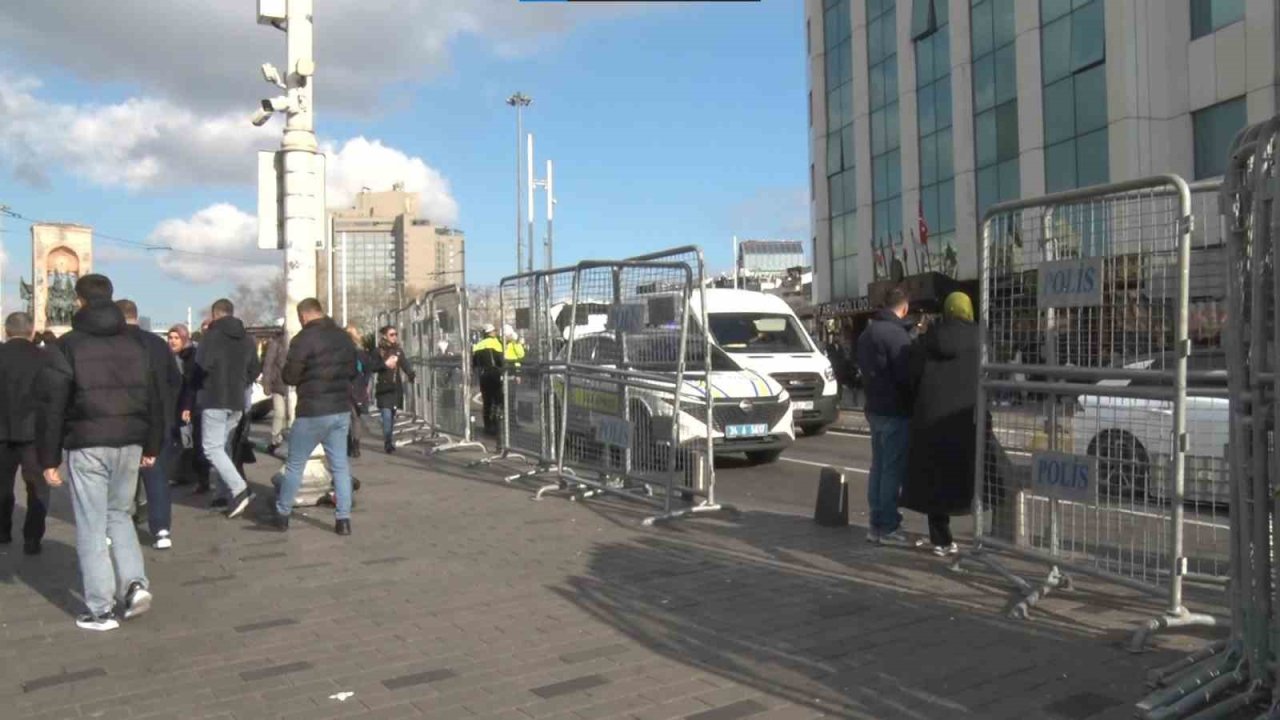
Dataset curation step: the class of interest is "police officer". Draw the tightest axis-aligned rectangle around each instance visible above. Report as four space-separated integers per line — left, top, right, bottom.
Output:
503 326 525 367
471 324 504 436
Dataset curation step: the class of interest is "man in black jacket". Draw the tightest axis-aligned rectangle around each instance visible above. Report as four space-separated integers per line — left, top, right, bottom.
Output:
260 328 289 455
42 274 165 632
0 312 59 555
271 298 359 535
188 299 261 519
855 287 915 546
117 300 181 549
375 325 415 454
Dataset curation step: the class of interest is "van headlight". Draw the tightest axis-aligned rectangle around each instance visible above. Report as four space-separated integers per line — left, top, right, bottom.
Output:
823 365 836 383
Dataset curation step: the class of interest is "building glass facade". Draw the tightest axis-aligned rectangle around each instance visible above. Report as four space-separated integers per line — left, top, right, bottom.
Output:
825 0 857 299
971 0 1020 221
1191 0 1245 40
1041 0 1108 193
1193 96 1248 179
913 0 955 256
868 0 902 258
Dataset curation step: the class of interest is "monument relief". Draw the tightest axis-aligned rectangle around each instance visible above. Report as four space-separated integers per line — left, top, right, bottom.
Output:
30 223 93 334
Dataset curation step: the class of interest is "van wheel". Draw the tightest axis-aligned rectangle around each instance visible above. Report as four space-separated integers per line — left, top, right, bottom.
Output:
1088 430 1150 500
746 449 783 465
799 424 827 437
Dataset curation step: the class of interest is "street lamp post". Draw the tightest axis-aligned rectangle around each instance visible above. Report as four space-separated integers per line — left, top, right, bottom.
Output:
506 92 531 276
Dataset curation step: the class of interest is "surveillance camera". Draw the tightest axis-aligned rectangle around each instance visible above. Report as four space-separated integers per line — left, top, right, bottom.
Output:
250 107 274 127
261 63 285 88
262 95 291 113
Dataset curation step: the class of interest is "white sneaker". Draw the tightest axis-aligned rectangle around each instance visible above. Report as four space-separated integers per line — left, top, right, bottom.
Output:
122 581 152 620
154 530 172 550
76 613 119 632
933 543 959 557
865 530 881 544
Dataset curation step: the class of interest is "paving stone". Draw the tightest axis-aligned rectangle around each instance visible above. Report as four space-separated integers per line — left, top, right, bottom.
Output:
22 667 107 693
238 660 314 682
530 674 610 699
382 669 458 691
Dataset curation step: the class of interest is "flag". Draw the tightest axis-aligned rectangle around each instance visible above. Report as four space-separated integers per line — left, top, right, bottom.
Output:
917 201 929 247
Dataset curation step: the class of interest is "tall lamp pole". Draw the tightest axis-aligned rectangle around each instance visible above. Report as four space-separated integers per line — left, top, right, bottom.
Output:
506 92 531 275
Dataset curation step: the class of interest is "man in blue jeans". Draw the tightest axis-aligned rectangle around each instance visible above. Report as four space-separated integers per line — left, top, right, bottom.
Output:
186 299 260 520
271 298 358 535
855 287 915 545
374 325 414 454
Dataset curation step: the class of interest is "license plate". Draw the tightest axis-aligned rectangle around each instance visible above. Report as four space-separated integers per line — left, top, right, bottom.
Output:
726 423 769 439
792 401 814 411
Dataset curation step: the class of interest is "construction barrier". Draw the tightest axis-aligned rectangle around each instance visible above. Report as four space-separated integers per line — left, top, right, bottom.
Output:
962 174 1224 651
423 284 485 454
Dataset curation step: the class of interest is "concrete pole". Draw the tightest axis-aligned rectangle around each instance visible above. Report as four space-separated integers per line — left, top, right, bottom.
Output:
544 160 554 271
508 93 531 275
270 0 330 503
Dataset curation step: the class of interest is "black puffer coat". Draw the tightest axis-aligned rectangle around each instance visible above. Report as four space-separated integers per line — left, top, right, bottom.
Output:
374 342 415 410
45 302 164 460
900 318 981 516
0 339 58 444
283 317 357 418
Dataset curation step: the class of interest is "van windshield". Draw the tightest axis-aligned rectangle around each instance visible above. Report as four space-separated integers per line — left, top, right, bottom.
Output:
708 313 812 354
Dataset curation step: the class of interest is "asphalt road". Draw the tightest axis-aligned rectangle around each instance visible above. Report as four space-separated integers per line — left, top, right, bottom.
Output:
713 429 878 520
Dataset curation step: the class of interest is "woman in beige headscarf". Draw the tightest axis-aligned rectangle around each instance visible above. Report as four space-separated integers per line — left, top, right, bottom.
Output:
900 292 979 556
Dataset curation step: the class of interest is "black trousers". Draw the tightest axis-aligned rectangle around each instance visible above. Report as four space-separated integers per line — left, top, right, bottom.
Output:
479 372 503 433
927 513 953 547
0 442 49 543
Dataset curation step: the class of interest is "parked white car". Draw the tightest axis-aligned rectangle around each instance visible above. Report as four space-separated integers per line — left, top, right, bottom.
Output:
1072 350 1229 504
559 331 794 466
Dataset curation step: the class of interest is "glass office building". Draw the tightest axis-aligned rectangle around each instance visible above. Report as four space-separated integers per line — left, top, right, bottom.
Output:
807 0 1277 307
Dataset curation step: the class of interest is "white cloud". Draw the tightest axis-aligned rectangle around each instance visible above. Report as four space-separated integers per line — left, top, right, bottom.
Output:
324 137 458 224
0 76 275 190
150 204 278 285
0 1 642 116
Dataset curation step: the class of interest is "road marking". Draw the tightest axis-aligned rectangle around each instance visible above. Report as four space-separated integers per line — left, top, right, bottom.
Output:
781 456 870 475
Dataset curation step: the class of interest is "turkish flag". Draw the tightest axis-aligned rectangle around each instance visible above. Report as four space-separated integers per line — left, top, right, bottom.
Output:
918 201 929 247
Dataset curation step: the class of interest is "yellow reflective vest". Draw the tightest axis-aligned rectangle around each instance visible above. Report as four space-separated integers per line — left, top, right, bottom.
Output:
504 340 526 364
472 336 504 371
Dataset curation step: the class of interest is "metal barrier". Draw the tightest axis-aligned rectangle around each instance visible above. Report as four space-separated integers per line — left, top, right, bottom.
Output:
1137 116 1280 719
422 284 485 454
960 174 1224 650
537 259 723 525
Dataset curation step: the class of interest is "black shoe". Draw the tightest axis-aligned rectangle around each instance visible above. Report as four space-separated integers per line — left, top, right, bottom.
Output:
334 519 351 536
384 442 396 454
209 497 229 510
23 540 41 555
122 581 152 620
226 489 254 519
265 510 289 532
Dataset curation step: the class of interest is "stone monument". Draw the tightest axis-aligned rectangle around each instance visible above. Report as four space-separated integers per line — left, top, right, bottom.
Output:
31 223 93 335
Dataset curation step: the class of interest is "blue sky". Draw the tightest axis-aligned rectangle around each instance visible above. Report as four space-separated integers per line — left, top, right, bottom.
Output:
0 1 807 328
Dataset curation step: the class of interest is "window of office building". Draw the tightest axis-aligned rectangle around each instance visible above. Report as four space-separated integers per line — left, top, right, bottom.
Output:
1041 0 1108 193
868 0 902 269
1191 0 1244 40
825 0 859 299
1193 96 1247 179
914 0 954 260
972 0 1019 222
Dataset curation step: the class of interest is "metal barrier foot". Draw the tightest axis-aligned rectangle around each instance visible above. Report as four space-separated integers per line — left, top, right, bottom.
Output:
1008 566 1070 620
502 464 555 483
1130 609 1227 654
468 449 528 469
642 501 736 527
428 438 487 456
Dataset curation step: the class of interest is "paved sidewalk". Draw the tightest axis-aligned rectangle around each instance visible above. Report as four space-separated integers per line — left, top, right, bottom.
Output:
0 426 1223 720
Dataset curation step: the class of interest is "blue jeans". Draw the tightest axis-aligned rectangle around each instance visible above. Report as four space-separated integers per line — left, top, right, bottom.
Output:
867 414 910 534
276 413 353 520
140 426 176 536
380 408 396 446
202 409 247 499
67 446 148 616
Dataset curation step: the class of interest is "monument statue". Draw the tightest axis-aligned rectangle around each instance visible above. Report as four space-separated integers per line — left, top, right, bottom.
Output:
47 272 77 326
30 223 93 333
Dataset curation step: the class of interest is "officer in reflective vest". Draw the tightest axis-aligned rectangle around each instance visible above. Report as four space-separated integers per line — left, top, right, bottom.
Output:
471 324 504 436
503 325 525 367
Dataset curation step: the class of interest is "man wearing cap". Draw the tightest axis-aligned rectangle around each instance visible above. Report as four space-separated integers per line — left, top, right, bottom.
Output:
471 324 504 436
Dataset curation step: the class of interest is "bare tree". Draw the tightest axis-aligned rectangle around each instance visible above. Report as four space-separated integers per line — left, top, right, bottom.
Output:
230 272 286 326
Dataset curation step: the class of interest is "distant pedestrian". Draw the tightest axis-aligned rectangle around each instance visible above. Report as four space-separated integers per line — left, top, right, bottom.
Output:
117 300 181 550
0 312 58 556
374 325 415 454
855 287 915 545
472 324 504 436
185 299 260 519
346 325 387 459
260 326 290 456
270 298 358 535
901 292 979 557
169 324 208 491
41 274 164 631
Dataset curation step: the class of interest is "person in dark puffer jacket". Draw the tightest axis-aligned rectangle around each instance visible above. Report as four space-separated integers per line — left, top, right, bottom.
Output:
0 312 60 556
41 274 164 632
269 298 361 536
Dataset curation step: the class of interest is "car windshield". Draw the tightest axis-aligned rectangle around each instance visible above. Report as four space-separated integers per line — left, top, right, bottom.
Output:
708 313 812 354
565 333 738 372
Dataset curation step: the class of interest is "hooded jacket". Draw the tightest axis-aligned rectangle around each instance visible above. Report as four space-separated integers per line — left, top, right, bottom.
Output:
283 316 358 418
855 308 916 417
124 324 181 428
193 315 261 412
42 301 165 464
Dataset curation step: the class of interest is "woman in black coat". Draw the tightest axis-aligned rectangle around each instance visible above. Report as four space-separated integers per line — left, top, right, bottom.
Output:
900 292 980 556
